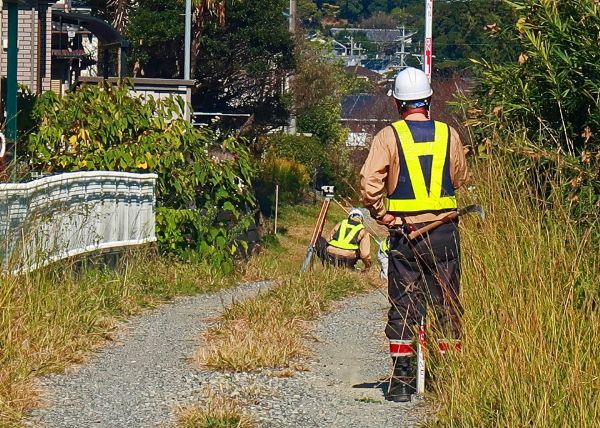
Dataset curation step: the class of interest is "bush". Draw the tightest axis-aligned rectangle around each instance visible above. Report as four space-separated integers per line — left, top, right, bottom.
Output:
253 155 310 216
461 0 599 235
266 132 325 173
264 131 357 198
24 83 256 268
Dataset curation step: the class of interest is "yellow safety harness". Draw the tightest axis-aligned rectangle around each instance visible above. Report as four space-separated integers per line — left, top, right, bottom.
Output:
385 120 457 213
328 220 365 251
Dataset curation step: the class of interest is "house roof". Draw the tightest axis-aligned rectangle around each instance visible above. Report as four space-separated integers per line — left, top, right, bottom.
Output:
331 28 416 44
52 10 128 47
344 65 382 81
342 93 397 122
341 93 398 135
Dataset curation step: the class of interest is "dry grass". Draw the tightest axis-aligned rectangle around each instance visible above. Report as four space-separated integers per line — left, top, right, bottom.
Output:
197 203 379 371
427 157 599 427
0 251 236 426
177 394 255 428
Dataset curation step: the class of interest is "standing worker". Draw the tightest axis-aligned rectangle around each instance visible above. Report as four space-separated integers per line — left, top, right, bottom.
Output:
377 237 390 281
317 208 372 271
360 67 470 402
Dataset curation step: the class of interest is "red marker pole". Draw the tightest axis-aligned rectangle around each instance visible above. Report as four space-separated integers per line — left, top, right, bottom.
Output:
415 1 434 396
416 317 426 395
424 0 434 82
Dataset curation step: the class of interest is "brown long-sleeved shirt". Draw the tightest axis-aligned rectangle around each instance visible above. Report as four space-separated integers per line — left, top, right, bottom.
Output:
360 113 471 224
326 221 372 264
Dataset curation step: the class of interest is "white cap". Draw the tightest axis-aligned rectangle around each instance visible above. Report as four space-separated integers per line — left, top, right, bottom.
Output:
348 208 364 221
392 67 433 101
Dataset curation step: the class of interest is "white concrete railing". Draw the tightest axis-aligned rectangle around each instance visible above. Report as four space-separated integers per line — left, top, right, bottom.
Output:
0 171 157 274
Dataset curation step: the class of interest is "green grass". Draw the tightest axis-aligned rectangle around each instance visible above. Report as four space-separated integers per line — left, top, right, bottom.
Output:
0 251 237 426
427 156 599 427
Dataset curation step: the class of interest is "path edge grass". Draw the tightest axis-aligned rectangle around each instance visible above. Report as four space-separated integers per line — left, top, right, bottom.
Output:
0 251 240 426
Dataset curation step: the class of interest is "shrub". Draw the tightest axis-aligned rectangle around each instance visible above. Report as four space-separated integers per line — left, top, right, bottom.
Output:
253 155 310 216
461 0 599 235
263 130 357 199
24 83 256 267
266 132 325 173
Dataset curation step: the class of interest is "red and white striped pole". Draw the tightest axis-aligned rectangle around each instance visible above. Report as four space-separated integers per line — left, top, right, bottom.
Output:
416 316 426 395
415 1 434 397
424 0 434 82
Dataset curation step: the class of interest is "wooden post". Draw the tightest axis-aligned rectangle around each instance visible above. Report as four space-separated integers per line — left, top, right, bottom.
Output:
274 184 279 235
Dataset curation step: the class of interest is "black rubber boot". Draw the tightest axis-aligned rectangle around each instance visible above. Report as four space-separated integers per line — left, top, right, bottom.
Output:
385 357 415 403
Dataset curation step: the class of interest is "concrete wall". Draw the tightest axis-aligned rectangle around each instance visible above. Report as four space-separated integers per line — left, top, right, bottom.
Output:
0 171 157 274
78 77 195 121
0 1 53 93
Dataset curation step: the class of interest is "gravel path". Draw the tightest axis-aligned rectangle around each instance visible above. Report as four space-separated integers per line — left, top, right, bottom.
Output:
27 284 430 427
27 281 272 428
199 289 430 427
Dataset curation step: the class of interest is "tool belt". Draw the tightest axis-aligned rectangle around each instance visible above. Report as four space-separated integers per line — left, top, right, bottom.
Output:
389 218 458 241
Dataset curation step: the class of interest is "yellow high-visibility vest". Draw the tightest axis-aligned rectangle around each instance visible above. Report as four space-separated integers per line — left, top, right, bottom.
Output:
380 238 389 253
385 120 457 213
328 220 365 251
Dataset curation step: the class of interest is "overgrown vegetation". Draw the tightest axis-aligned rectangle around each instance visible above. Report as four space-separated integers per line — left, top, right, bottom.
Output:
0 253 237 425
24 83 256 268
430 1 600 425
464 0 599 237
254 155 311 215
252 40 364 214
428 156 599 427
196 204 378 371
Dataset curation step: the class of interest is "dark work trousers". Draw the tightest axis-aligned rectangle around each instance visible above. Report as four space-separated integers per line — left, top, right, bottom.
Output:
386 221 463 343
316 236 358 269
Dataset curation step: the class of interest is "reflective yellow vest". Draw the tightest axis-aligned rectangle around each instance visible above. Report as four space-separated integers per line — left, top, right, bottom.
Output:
380 238 389 253
328 220 365 251
385 120 457 213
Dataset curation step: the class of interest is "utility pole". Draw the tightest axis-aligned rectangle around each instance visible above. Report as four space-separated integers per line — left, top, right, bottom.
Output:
184 0 192 80
6 0 19 178
400 25 407 68
289 0 296 33
424 0 433 81
288 0 297 134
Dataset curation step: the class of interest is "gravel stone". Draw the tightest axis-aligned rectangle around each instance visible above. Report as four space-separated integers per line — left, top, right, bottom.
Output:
183 289 431 427
27 284 431 427
26 282 272 428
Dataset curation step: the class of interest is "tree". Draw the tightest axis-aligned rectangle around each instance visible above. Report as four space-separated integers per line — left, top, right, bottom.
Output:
433 0 516 70
361 12 400 29
190 0 227 80
193 0 294 130
127 0 184 78
338 0 363 21
108 0 134 32
298 0 323 27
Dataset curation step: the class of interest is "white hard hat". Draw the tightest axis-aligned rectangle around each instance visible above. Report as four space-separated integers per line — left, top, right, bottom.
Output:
348 208 364 221
392 67 433 101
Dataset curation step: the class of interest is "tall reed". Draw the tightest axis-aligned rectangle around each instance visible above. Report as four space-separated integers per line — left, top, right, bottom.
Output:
429 156 599 427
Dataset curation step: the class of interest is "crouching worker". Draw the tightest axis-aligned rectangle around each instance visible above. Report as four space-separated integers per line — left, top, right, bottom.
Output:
316 209 372 272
